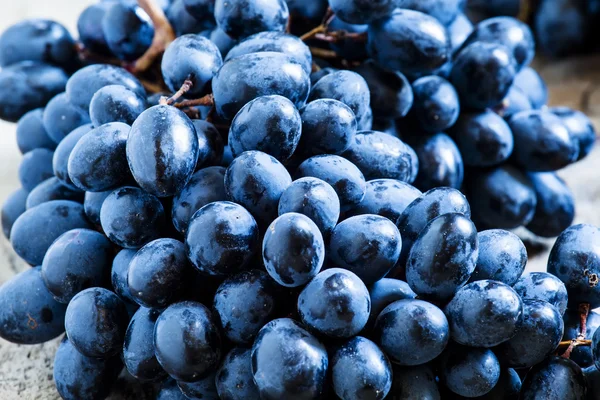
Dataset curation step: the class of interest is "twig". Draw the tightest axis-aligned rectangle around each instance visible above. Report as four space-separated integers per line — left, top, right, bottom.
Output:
314 30 368 43
173 94 215 108
560 303 591 359
132 0 176 73
205 106 216 123
300 25 327 41
160 78 194 105
309 47 339 59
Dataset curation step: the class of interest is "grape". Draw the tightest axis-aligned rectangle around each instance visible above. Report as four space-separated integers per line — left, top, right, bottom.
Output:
520 356 587 400
19 147 55 191
278 177 340 236
286 0 328 26
308 70 370 120
526 172 575 237
328 0 395 24
251 318 328 399
367 278 416 328
161 34 222 97
123 307 167 381
157 379 187 400
389 365 441 399
89 85 146 126
53 337 121 400
177 371 219 399
495 299 564 368
327 17 368 61
594 325 600 370
100 186 165 249
154 301 222 382
470 229 526 285
214 0 289 39
229 95 301 161
534 0 590 58
551 106 596 161
214 269 278 344
584 365 600 396
406 213 478 301
547 224 600 308
342 131 418 183
11 200 91 265
331 336 392 400
216 347 260 400
83 190 111 226
348 179 421 223
66 64 145 112
463 368 522 400
207 27 237 57
0 61 67 122
0 19 75 69
448 12 474 52
445 280 523 347
439 344 501 397
225 31 311 73
0 266 67 344
295 99 356 157
68 122 132 192
65 287 129 358
128 238 191 308
167 0 214 36
15 109 56 154
513 66 548 109
101 3 153 61
367 9 450 76
225 150 292 225
26 177 83 209
111 248 137 304
183 0 215 21
77 4 112 55
263 213 324 287
498 86 533 119
410 76 460 133
298 268 370 338
1 188 28 239
52 124 93 190
563 308 600 367
192 120 225 169
410 133 464 191
398 0 465 25
329 214 401 284
127 105 199 197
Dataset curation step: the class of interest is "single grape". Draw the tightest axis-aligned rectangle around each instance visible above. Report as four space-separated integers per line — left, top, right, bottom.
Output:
367 278 416 328
410 76 460 133
18 148 54 192
52 123 93 190
447 12 473 52
398 0 465 25
389 365 441 399
497 85 533 119
214 0 289 39
101 3 154 61
520 356 587 400
534 0 590 58
123 307 167 381
470 229 527 285
329 0 395 24
410 133 464 191
207 27 237 57
89 84 146 126
551 106 596 161
183 0 215 20
25 177 83 209
44 91 92 143
83 190 111 226
216 347 260 400
15 108 56 154
1 188 28 239
513 66 548 109
348 179 421 223
167 0 214 36
192 120 224 169
77 3 112 55
111 248 137 304
308 70 370 120
526 172 575 237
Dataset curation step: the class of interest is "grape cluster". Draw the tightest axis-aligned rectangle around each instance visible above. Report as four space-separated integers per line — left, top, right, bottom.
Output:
0 0 599 399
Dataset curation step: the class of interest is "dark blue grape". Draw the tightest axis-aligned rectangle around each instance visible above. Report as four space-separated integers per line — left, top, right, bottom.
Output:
52 123 92 190
0 61 67 122
216 347 260 400
19 148 54 192
367 278 416 328
0 266 67 344
100 186 165 249
42 92 91 144
83 190 111 226
53 337 121 400
513 66 548 109
154 301 222 382
214 0 289 39
520 356 587 400
186 201 259 276
398 0 465 25
308 70 370 119
208 27 237 57
460 368 521 400
310 67 337 86
551 106 596 161
157 379 187 400
534 0 590 58
497 85 533 119
214 269 278 344
585 365 600 396
285 0 328 27
192 120 225 169
348 179 421 223
123 307 167 381
451 42 517 109
11 200 91 265
406 213 478 301
563 308 600 367
367 9 450 76
389 365 441 399
251 318 328 399
411 133 464 191
15 108 56 154
1 188 28 239
89 84 146 126
329 214 402 284
410 76 460 133
26 177 83 209
101 3 153 61
375 299 448 365
329 0 395 24
177 371 219 399
77 3 111 55
470 229 526 285
167 0 214 36
111 248 137 303
448 12 473 52
526 172 575 237
495 299 564 368
183 0 215 20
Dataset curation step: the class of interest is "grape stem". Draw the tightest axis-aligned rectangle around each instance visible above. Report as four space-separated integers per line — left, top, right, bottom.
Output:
160 78 194 105
309 47 339 59
299 8 335 41
560 303 591 359
173 94 215 108
132 0 175 73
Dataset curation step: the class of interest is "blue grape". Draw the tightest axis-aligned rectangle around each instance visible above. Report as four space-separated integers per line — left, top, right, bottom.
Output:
15 108 56 154
398 0 466 25
448 109 514 167
0 19 75 68
329 214 401 284
65 287 129 358
26 177 83 209
329 0 395 24
295 155 367 212
68 122 132 192
411 133 464 191
495 299 564 368
534 0 590 58
127 105 199 197
42 92 91 144
77 3 112 54
1 188 28 239
263 212 324 287
439 344 501 398
52 124 93 190
367 278 416 328
172 166 227 234
375 299 449 365
83 190 111 226
123 307 167 381
251 318 328 399
497 85 533 119
154 301 222 382
513 66 548 109
216 347 260 400
192 120 225 169
389 364 441 399
331 336 392 400
462 368 522 400
451 42 517 109
19 148 54 192
406 213 478 301
367 9 450 76
447 12 473 52
348 179 421 223
298 268 370 338
100 186 165 248
410 76 460 133
564 308 600 367
41 228 113 303
520 356 587 400
183 0 215 20
0 61 67 122
208 27 237 57
167 0 214 36
157 379 187 400
0 266 67 344
11 200 91 265
186 201 259 276
101 3 153 61
585 365 600 396
214 269 278 344
177 371 219 399
470 229 526 285
53 337 121 400
128 238 191 308
228 95 301 161
526 172 575 237
161 34 222 97
89 84 146 126
214 0 289 39
285 0 328 26
551 106 596 161
111 248 137 303
308 70 370 119
225 150 291 225
278 177 340 236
